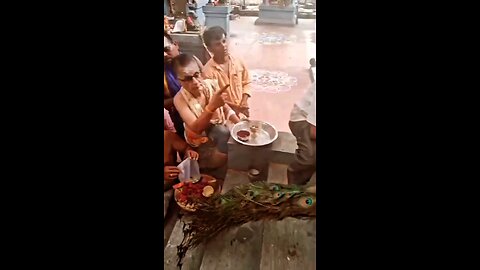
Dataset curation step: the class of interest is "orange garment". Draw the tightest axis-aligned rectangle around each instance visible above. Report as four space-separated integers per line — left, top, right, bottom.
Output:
202 55 251 105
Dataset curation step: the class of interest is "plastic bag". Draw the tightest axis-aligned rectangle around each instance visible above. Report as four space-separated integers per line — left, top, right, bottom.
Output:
177 158 201 182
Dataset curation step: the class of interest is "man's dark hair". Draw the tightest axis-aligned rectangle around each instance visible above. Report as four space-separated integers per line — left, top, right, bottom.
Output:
202 26 226 47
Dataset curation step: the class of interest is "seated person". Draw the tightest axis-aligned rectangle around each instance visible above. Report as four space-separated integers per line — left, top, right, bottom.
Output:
172 53 240 171
164 130 199 191
287 81 316 185
164 31 185 137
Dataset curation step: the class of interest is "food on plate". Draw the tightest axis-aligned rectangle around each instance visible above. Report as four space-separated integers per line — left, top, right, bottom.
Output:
202 186 214 197
237 130 251 142
175 176 217 210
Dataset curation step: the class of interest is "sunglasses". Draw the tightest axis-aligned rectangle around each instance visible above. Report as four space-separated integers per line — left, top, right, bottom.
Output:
179 72 201 82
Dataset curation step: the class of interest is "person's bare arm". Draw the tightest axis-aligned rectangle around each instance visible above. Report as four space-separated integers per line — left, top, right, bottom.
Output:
223 104 240 124
174 94 214 135
171 131 189 153
240 60 251 105
174 84 230 134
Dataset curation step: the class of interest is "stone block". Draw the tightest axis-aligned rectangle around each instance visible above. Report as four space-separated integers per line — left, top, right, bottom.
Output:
228 137 272 181
163 189 174 218
169 33 211 64
270 131 297 164
203 5 232 36
255 4 297 26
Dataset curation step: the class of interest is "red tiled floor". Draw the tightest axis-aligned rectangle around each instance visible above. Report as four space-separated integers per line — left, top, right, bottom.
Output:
228 17 316 132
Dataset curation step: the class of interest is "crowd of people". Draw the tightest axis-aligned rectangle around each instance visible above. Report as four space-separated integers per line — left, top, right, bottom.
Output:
163 26 316 195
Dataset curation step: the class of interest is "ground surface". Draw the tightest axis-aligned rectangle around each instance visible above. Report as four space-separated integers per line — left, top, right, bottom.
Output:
228 17 316 132
164 163 316 270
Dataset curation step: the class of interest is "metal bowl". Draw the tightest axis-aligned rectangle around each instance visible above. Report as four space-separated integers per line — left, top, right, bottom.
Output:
231 120 278 147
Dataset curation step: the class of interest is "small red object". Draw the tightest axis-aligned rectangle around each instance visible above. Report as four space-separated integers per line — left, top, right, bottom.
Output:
173 182 185 189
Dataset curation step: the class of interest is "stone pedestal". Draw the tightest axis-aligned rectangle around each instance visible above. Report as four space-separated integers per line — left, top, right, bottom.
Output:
227 131 297 182
169 32 212 64
227 137 272 181
255 4 297 26
203 5 232 36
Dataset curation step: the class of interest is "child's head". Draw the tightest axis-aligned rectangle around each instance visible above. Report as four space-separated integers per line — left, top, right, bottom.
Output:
202 26 228 59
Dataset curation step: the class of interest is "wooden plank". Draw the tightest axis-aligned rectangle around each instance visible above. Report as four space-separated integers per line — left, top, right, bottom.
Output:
260 163 316 270
199 169 265 270
164 219 206 270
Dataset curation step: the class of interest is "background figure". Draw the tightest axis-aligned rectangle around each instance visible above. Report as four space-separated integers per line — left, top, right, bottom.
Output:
202 26 252 118
287 81 316 185
164 32 185 138
194 0 208 26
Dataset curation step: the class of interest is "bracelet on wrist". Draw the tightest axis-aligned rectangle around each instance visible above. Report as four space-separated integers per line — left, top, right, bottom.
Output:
205 106 214 114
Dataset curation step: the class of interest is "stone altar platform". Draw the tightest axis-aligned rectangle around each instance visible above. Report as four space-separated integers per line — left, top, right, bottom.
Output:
169 32 212 65
203 5 232 36
255 4 297 26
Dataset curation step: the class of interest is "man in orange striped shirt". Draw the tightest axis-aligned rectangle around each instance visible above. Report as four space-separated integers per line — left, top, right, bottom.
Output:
202 26 251 118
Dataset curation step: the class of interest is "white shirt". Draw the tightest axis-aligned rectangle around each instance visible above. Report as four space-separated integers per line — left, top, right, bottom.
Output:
289 82 316 126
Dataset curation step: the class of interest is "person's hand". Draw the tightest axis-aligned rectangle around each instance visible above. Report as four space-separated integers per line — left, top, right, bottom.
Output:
186 149 199 160
239 96 250 117
165 166 181 181
206 84 230 111
238 105 249 118
228 102 250 118
240 98 248 108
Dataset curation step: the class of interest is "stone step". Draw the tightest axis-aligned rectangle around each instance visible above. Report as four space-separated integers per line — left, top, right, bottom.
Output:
228 131 296 175
199 168 264 270
164 189 174 219
222 169 251 193
260 163 316 270
270 132 297 164
164 219 206 270
267 163 289 184
298 13 316 19
227 137 273 178
268 162 316 186
200 221 264 270
260 218 316 270
164 204 179 249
